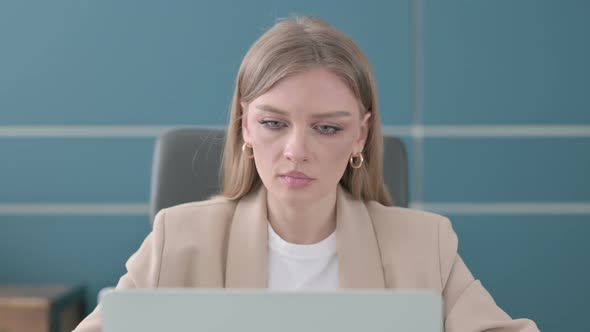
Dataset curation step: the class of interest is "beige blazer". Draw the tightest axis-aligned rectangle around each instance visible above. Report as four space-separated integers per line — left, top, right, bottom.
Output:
73 185 539 332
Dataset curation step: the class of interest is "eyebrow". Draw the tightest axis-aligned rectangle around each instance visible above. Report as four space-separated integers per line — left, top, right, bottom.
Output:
255 104 352 119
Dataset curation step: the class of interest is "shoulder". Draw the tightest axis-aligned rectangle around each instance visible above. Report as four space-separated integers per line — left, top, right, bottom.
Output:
365 201 459 289
161 197 237 218
365 200 450 231
144 198 238 284
153 197 238 237
365 200 458 261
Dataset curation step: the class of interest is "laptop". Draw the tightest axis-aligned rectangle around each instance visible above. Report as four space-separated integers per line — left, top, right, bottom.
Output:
102 289 442 332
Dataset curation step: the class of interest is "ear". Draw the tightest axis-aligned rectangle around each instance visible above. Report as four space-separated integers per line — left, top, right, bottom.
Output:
354 112 372 154
241 101 251 144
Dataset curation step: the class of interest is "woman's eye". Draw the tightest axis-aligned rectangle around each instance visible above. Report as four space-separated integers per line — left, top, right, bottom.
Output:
259 120 285 129
316 125 341 135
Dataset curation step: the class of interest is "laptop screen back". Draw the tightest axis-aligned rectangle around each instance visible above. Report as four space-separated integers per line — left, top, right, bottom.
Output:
102 289 442 332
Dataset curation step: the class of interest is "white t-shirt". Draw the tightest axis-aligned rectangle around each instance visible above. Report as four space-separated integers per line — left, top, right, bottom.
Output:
267 223 339 291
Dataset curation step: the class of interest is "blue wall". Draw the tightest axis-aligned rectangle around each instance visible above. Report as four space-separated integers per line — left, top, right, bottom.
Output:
1 1 588 330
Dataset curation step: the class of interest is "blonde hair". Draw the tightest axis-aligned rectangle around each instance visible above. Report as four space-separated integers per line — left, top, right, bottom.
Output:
219 15 392 206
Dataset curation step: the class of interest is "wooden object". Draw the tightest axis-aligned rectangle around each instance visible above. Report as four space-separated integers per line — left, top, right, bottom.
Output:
0 285 85 332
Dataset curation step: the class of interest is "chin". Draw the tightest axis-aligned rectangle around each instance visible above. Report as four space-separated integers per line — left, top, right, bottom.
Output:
270 182 320 207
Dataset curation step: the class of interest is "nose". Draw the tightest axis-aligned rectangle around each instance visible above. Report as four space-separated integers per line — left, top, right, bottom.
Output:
283 128 309 163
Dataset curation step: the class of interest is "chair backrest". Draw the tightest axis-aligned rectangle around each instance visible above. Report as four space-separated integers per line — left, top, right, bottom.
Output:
149 127 408 225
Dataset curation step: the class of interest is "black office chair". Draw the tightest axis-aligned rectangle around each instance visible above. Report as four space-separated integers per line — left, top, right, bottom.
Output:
149 127 409 226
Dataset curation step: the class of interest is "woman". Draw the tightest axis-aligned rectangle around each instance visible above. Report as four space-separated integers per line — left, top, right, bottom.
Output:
74 16 539 331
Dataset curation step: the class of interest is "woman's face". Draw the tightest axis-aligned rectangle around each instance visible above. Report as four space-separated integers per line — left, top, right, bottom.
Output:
242 67 371 207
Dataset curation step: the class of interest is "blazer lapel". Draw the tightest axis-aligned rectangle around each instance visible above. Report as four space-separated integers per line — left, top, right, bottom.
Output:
336 185 386 288
224 184 386 289
225 184 269 288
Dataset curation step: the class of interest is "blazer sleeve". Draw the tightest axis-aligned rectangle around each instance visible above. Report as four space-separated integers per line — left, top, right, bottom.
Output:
438 216 540 332
72 209 167 332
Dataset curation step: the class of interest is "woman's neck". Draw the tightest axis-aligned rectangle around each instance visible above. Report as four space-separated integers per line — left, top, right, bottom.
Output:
266 189 337 245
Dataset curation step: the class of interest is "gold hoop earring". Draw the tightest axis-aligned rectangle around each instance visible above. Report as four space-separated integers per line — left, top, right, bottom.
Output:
242 142 254 159
349 153 364 169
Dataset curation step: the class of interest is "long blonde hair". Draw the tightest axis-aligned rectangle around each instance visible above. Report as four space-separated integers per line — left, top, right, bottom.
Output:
219 15 392 206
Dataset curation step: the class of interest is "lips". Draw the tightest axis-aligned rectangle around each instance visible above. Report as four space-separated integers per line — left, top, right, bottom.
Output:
279 171 315 188
281 171 313 180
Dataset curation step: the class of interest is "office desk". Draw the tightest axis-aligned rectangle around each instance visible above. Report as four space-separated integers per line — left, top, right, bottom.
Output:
0 284 85 332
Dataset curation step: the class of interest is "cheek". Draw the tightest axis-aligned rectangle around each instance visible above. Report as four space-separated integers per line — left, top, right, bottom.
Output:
320 135 355 159
313 138 355 179
315 139 354 185
251 130 282 156
250 130 282 176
